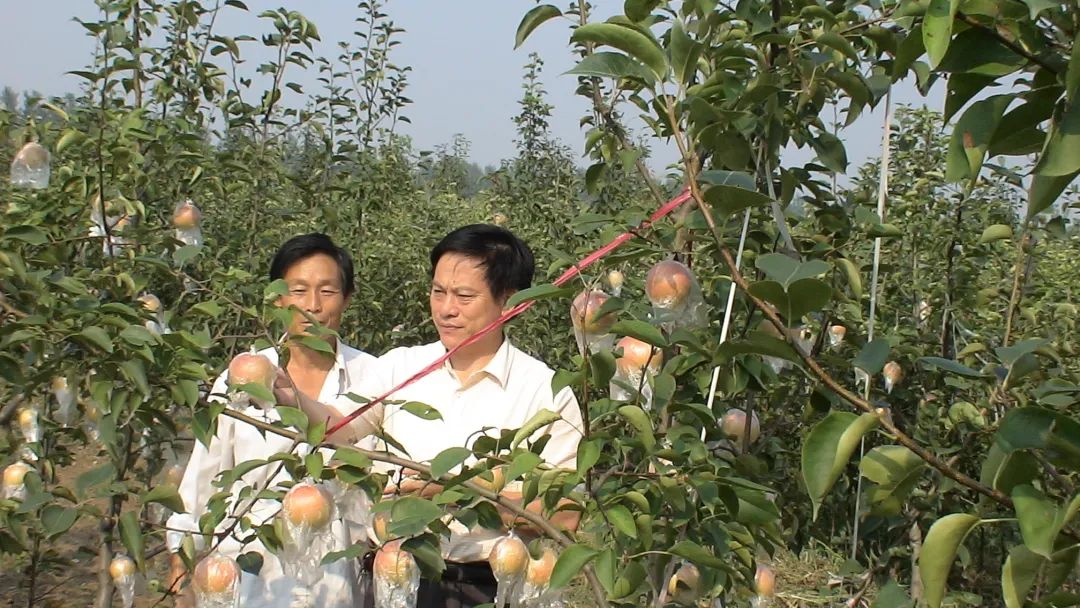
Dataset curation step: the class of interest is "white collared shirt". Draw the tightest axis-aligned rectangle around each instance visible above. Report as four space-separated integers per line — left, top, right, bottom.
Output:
357 339 583 562
167 342 376 608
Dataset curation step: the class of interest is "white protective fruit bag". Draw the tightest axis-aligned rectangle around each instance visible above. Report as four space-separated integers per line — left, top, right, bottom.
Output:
645 260 708 331
609 336 664 410
489 532 529 608
278 480 337 606
373 538 420 608
10 142 50 189
571 289 616 356
192 553 241 608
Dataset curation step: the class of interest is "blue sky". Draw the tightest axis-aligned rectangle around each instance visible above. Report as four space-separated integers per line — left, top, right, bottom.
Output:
1 1 943 175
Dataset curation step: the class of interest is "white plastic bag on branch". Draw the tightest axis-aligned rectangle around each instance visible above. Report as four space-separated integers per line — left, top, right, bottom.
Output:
751 562 776 608
488 532 529 608
83 400 101 441
2 462 31 500
279 480 336 595
173 199 204 248
87 195 132 257
50 376 77 427
10 142 50 189
17 406 40 460
193 553 241 608
521 546 561 607
138 293 171 336
610 336 664 410
645 260 707 331
828 324 846 349
109 554 137 608
666 561 702 606
570 289 616 356
374 538 420 608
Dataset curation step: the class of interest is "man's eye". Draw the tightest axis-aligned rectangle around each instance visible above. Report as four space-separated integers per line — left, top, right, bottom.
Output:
321 289 339 296
290 288 306 295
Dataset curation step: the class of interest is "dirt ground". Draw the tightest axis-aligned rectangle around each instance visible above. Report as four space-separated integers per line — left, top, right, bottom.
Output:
1 443 173 608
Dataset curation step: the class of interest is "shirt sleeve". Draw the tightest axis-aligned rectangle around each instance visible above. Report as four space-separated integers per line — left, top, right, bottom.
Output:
540 385 583 470
166 372 234 553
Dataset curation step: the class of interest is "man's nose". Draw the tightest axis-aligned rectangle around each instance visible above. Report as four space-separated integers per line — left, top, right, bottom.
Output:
304 291 322 313
436 296 459 318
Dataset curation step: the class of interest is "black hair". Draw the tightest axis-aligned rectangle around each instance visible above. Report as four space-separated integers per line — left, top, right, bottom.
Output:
269 233 355 297
430 224 535 301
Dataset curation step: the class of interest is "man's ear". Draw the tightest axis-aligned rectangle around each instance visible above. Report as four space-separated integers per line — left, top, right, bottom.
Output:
500 290 517 312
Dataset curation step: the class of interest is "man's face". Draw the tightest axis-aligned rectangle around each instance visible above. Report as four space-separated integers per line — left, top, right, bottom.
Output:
278 253 348 338
430 253 506 351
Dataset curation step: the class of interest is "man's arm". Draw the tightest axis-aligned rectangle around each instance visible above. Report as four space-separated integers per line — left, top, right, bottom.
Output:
272 369 383 445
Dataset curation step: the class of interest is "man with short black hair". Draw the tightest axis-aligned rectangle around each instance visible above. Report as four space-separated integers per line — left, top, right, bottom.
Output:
356 224 583 607
167 233 377 608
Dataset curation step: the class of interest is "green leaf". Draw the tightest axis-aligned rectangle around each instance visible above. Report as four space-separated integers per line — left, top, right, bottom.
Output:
625 0 661 21
570 23 668 79
853 338 890 375
918 356 985 378
576 439 601 478
755 254 831 288
922 0 961 68
921 514 982 608
810 131 848 173
3 225 49 246
1012 484 1074 558
565 52 655 82
835 257 863 299
143 485 186 513
388 497 444 538
399 401 442 421
549 543 599 590
511 408 561 449
321 542 368 566
304 452 324 479
610 319 668 348
978 224 1013 244
1034 95 1080 177
40 505 78 539
670 540 725 569
802 411 880 519
860 445 926 493
701 183 772 217
1003 545 1044 608
816 31 858 61
1026 170 1079 220
275 406 308 431
1067 29 1080 102
118 511 145 571
946 95 1012 187
872 579 913 608
606 504 638 538
430 447 472 480
505 284 576 308
78 326 114 353
506 451 542 482
296 335 334 354
748 279 832 323
996 407 1080 471
331 447 371 469
618 405 656 452
514 4 562 49
669 21 700 85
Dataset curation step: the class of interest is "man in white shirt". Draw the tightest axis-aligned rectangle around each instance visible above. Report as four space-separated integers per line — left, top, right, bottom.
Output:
167 233 378 608
356 224 583 607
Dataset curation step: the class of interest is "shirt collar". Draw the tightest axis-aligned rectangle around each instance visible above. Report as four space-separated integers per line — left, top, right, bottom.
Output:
439 337 514 389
